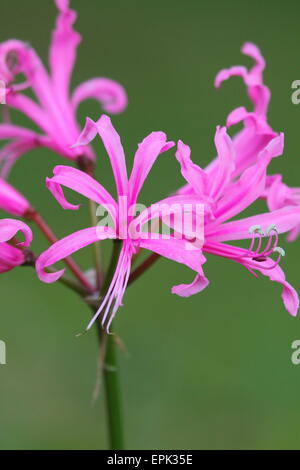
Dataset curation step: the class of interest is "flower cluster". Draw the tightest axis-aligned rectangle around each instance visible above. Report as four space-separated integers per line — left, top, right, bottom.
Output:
0 0 299 332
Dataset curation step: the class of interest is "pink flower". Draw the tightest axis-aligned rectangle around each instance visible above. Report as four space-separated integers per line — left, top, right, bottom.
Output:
0 0 127 177
174 133 300 317
0 218 32 273
0 178 31 216
214 42 300 242
36 115 208 331
179 42 300 245
179 42 277 198
214 42 276 177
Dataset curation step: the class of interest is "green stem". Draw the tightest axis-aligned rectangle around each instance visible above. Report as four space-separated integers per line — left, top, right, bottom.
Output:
97 325 124 450
95 239 124 449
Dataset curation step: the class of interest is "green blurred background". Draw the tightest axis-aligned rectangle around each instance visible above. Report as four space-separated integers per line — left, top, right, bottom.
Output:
1 0 300 450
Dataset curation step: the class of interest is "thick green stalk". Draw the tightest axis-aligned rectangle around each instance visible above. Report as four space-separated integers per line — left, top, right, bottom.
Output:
95 239 124 450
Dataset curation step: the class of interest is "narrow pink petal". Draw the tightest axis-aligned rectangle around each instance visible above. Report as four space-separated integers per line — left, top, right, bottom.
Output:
71 78 128 115
286 225 300 243
175 140 207 195
227 108 276 177
172 272 209 297
0 179 30 216
6 92 56 137
242 258 299 317
0 124 41 141
137 236 204 273
49 0 81 104
204 241 299 317
213 133 284 223
206 126 235 200
215 66 248 89
206 205 300 242
73 115 128 196
0 138 42 178
0 40 59 118
36 226 116 283
129 131 174 205
0 218 32 246
204 241 248 259
214 42 270 117
241 42 265 77
264 175 291 212
46 165 117 222
0 242 24 272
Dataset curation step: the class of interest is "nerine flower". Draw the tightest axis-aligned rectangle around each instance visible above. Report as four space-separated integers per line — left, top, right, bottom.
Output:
0 218 32 273
36 115 207 331
214 42 300 241
179 42 277 198
0 0 127 177
174 133 300 317
214 42 276 177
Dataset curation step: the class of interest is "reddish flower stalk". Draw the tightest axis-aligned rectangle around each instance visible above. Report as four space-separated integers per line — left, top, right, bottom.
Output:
26 209 94 293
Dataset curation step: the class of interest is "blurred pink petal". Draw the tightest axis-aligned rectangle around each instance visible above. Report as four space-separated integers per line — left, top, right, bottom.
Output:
0 178 30 216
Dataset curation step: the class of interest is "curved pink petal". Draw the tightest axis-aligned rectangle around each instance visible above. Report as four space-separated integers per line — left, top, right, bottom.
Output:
172 272 209 297
204 241 298 317
0 40 59 115
129 131 174 205
214 133 284 223
5 92 56 137
71 78 128 115
49 0 81 105
46 165 117 223
36 226 116 283
206 205 300 242
215 42 270 116
0 218 32 246
73 115 128 196
206 126 235 200
175 140 207 195
286 225 300 243
137 236 204 273
0 123 41 141
0 138 42 178
0 179 30 216
241 257 299 317
227 107 276 177
242 42 265 77
0 242 24 272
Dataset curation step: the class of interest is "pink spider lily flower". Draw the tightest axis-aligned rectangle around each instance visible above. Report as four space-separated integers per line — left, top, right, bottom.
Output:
214 42 277 177
178 43 277 198
213 42 300 242
0 178 31 217
174 134 300 317
36 115 209 331
0 0 127 177
0 218 32 273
